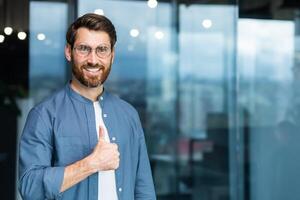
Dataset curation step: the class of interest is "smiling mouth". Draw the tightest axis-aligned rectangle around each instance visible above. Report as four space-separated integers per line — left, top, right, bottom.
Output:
85 67 101 72
83 64 105 73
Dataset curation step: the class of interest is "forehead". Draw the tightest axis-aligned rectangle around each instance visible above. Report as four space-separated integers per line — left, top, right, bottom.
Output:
74 27 110 46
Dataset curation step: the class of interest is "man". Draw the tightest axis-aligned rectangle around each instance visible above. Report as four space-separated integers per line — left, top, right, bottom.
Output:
19 13 156 200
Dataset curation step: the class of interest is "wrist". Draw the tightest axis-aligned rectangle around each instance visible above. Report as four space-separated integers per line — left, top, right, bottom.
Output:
84 154 98 174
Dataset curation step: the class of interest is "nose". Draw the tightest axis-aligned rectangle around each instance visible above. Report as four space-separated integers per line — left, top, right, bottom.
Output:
87 49 98 65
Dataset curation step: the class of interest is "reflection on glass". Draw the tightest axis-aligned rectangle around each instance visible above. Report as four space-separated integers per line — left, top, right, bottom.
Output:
179 4 236 200
17 1 300 200
29 2 68 104
238 19 298 200
79 0 177 197
79 1 237 199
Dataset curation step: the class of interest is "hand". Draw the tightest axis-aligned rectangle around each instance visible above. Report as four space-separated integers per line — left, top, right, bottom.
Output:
88 126 120 171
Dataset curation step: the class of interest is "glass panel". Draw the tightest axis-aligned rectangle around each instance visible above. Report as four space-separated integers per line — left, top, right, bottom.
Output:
29 1 68 104
179 4 237 200
79 1 177 197
79 1 238 200
238 19 298 200
16 2 68 200
15 1 300 200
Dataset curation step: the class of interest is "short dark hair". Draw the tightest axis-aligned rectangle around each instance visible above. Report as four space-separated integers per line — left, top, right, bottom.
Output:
66 13 117 48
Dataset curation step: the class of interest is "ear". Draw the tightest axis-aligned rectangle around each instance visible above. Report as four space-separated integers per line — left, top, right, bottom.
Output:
111 47 115 64
65 44 72 62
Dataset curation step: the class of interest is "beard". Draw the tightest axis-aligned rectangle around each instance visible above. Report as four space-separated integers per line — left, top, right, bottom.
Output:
71 58 112 88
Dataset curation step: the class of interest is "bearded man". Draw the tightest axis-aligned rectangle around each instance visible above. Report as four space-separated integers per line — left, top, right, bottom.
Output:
19 13 156 200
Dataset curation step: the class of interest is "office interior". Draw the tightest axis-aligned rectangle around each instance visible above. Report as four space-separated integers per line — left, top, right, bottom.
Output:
1 0 300 199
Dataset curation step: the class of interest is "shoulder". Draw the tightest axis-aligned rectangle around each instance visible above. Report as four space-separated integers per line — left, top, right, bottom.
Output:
105 92 139 116
30 86 69 120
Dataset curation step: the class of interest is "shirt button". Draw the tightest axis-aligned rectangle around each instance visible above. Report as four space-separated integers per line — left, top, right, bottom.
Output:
118 187 122 192
103 114 107 118
112 137 116 141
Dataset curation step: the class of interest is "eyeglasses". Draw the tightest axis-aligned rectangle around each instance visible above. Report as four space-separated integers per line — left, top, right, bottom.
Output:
73 44 112 58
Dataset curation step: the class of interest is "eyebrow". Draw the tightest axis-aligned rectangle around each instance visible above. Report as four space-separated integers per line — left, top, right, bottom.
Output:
76 43 110 47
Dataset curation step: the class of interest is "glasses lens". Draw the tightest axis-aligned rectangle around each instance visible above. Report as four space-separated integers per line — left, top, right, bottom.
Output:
74 45 91 56
96 45 111 58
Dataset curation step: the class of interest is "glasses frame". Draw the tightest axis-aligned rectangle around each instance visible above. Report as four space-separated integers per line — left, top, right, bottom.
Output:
73 44 112 58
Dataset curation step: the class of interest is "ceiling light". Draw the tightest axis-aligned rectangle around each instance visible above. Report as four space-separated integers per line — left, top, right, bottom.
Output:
202 19 212 29
148 0 158 8
0 35 5 43
94 9 104 15
18 32 27 40
130 29 139 37
155 31 164 40
37 33 46 41
4 27 13 35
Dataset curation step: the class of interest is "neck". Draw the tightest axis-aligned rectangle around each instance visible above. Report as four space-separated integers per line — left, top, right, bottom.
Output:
70 77 103 102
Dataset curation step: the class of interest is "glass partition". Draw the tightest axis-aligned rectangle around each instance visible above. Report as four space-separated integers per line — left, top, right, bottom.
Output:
238 18 300 200
13 1 300 200
29 1 68 104
79 1 238 199
179 4 237 200
17 2 68 200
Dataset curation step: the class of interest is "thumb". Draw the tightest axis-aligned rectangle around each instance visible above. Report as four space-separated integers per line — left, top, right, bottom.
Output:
98 126 106 142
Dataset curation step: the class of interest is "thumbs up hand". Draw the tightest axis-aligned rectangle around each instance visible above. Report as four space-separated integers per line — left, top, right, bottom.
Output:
98 126 107 143
88 126 120 171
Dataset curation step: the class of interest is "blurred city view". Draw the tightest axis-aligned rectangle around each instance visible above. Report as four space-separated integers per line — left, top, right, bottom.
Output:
1 0 300 200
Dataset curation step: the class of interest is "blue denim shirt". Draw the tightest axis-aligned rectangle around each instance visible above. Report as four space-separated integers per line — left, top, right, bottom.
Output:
19 84 156 200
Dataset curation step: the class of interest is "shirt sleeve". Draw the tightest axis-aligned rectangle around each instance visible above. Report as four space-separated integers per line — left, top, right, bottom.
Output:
133 111 157 200
18 108 64 200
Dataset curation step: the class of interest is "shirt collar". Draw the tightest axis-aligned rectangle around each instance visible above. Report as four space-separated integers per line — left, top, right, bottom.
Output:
66 82 108 105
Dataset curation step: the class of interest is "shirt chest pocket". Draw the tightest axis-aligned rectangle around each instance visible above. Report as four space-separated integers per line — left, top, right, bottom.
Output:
56 136 90 165
55 120 90 147
55 123 91 165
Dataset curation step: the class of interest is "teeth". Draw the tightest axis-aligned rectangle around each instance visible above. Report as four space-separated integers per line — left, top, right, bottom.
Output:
86 68 100 72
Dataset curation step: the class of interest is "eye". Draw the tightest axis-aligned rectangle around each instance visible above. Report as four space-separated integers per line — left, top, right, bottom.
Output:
97 46 109 53
78 45 90 52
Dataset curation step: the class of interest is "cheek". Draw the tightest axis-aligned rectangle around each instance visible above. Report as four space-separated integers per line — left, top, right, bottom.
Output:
104 58 113 67
73 58 86 68
71 53 86 65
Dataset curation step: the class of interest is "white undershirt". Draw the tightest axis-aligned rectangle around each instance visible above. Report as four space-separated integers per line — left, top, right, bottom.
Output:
93 102 118 200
